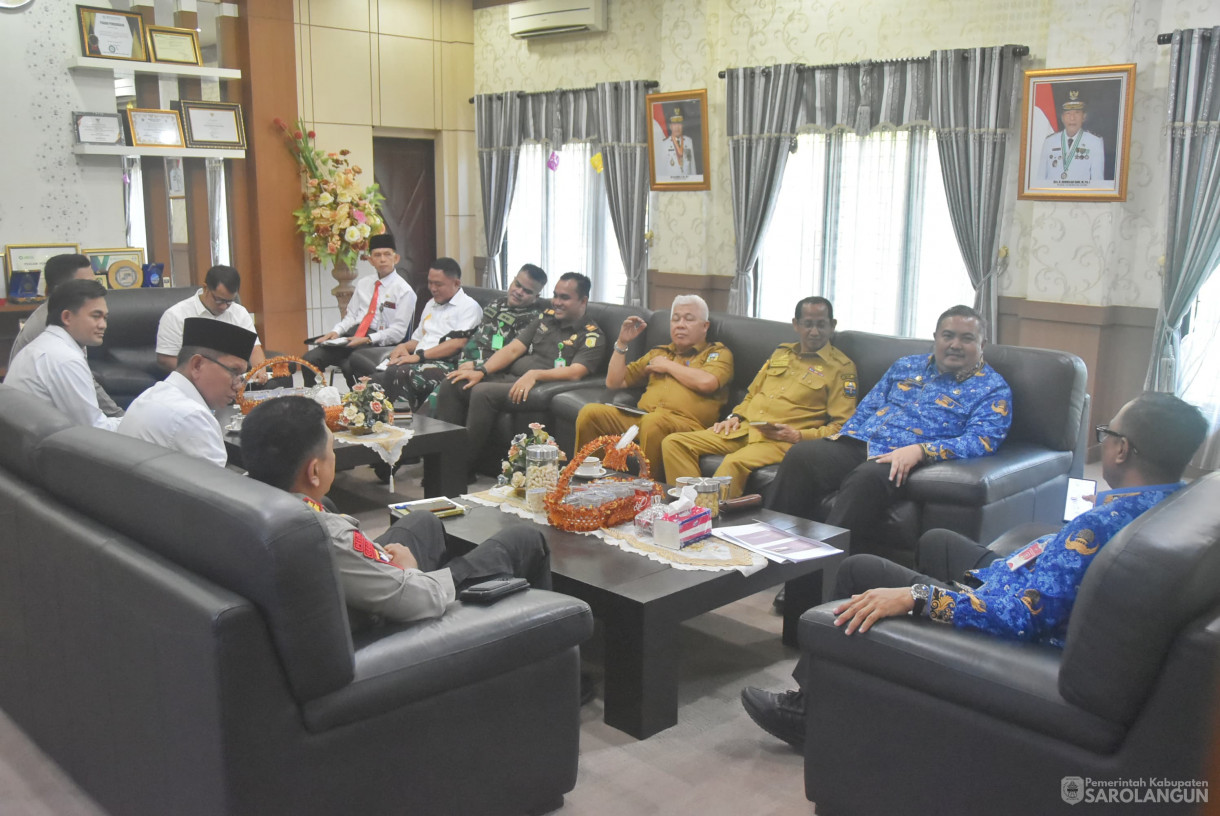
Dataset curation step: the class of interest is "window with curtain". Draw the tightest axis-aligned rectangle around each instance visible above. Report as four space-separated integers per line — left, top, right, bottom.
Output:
1179 269 1220 469
757 128 974 336
502 142 626 303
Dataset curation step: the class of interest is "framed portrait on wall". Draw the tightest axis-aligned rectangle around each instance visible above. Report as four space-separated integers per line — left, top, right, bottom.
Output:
76 5 148 62
1017 64 1136 202
646 89 711 192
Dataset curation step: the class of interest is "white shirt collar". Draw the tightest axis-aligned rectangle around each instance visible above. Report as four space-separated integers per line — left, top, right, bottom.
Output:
165 370 213 412
44 325 87 357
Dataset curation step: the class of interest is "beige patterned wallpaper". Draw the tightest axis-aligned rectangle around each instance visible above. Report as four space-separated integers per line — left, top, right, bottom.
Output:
474 0 1217 309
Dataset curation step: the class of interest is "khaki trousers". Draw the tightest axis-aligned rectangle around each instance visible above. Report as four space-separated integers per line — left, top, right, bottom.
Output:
573 404 701 483
661 430 793 498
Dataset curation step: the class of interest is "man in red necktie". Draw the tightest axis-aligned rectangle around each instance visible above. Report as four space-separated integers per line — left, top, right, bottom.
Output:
303 232 417 386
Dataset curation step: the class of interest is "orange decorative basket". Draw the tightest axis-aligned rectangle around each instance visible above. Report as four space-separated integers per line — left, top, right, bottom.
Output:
235 355 344 430
545 435 661 532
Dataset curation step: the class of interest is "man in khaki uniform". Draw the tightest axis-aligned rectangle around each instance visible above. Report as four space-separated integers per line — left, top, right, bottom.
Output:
662 297 856 498
575 295 733 481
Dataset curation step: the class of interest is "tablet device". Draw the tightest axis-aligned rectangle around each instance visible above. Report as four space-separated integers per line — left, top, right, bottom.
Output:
1064 477 1096 522
606 403 646 416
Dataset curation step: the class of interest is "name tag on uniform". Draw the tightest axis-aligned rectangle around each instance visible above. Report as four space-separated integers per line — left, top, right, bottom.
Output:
1005 540 1044 570
491 333 504 350
554 357 567 368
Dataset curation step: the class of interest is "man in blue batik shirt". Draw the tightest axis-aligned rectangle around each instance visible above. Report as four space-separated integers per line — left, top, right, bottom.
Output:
768 305 1013 556
743 391 1208 750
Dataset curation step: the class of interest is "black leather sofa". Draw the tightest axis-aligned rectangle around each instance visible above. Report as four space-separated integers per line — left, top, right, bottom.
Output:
0 383 593 816
87 285 193 407
551 309 1089 564
799 474 1220 816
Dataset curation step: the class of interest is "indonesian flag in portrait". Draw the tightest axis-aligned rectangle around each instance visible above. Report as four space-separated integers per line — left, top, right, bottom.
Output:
1030 82 1058 154
652 102 669 143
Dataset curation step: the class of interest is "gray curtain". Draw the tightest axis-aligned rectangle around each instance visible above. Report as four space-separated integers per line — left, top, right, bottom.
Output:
519 88 600 144
475 92 523 288
800 59 930 133
1146 27 1220 391
726 64 805 315
595 81 650 306
929 46 1024 342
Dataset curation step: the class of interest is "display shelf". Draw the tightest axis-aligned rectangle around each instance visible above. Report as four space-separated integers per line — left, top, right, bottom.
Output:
73 144 245 160
0 302 40 313
67 54 241 80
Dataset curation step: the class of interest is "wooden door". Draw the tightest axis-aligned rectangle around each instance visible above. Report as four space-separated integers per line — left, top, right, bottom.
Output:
373 137 437 328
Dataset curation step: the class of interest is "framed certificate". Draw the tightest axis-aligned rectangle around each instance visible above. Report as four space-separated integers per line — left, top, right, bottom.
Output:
72 111 125 146
5 243 83 302
77 5 148 62
177 100 246 150
146 25 202 66
126 108 185 149
84 248 146 290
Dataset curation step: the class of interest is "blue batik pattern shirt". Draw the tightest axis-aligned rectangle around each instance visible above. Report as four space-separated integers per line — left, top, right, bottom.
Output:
924 483 1183 645
838 354 1013 460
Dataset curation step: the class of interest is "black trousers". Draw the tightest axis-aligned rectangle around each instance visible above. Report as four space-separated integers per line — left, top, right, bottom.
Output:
791 528 999 689
374 510 552 591
434 373 517 472
767 437 905 555
302 328 376 386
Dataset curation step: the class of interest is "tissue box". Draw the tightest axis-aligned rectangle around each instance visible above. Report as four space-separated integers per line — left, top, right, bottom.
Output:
652 506 712 550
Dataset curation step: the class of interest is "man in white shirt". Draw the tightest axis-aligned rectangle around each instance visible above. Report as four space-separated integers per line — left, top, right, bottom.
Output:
156 264 266 377
381 257 483 410
8 253 124 418
303 233 417 386
118 317 257 467
5 279 120 430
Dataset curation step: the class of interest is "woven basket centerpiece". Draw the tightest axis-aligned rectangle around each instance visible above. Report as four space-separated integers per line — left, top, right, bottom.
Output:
545 435 661 532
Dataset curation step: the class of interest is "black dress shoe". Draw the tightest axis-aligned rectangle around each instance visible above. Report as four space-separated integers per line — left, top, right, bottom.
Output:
741 686 805 750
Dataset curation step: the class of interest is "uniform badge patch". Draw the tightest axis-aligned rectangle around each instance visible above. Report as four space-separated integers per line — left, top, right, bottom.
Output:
844 379 857 396
708 352 719 360
585 337 597 348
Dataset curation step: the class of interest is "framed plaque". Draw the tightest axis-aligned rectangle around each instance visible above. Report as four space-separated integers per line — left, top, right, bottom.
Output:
146 25 202 66
177 101 246 150
84 248 146 290
77 5 148 62
72 111 125 146
5 243 83 302
126 108 185 149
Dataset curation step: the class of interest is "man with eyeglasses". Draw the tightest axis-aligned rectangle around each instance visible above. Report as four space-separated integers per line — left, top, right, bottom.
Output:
119 317 257 466
662 297 857 498
742 392 1208 750
156 264 267 379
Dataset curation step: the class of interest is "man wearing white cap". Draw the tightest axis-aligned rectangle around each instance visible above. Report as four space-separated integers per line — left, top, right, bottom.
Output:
119 317 258 466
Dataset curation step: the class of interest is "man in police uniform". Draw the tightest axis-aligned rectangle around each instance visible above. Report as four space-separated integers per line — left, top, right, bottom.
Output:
1037 91 1105 186
398 263 547 414
435 272 607 477
655 106 698 180
574 294 733 481
662 297 856 499
119 317 257 467
767 305 1013 556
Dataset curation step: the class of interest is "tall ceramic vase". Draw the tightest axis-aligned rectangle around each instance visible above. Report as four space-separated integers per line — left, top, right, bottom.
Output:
330 258 357 317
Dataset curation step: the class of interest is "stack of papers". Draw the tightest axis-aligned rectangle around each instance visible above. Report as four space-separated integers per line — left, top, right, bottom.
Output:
714 521 841 564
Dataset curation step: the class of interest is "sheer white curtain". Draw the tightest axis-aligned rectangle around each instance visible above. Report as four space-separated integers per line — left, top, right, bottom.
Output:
503 142 626 302
757 129 974 336
1179 270 1220 470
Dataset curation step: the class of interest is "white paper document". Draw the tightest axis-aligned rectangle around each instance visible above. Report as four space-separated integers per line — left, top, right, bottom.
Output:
322 337 349 346
375 359 389 371
714 521 841 564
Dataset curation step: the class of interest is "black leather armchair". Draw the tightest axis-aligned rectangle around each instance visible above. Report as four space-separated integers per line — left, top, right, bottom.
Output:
799 472 1220 816
87 285 193 406
0 384 593 816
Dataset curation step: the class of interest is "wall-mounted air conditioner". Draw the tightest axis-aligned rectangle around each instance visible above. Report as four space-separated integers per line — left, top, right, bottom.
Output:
508 0 606 39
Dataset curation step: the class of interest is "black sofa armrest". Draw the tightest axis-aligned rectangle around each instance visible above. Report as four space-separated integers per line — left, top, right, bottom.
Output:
348 346 396 379
798 603 1125 753
303 590 593 732
904 442 1072 505
501 375 605 412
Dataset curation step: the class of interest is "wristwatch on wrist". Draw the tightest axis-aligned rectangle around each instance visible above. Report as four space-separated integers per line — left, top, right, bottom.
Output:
910 584 930 616
475 364 488 375
613 344 629 354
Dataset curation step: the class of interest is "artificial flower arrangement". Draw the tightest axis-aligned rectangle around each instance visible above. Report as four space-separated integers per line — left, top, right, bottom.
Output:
499 422 566 488
339 377 393 433
274 117 387 269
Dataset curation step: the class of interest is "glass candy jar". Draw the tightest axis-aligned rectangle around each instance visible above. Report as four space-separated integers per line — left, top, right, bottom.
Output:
525 444 560 496
694 480 721 518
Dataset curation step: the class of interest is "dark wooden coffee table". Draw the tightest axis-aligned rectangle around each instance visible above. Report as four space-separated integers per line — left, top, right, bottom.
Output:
441 503 848 739
221 409 468 498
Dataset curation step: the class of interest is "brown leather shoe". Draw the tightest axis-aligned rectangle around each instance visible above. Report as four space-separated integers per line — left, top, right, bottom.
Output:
740 686 805 750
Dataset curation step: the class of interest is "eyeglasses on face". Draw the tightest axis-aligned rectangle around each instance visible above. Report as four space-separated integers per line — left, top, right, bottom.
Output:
208 289 237 307
199 354 246 382
1095 424 1139 453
